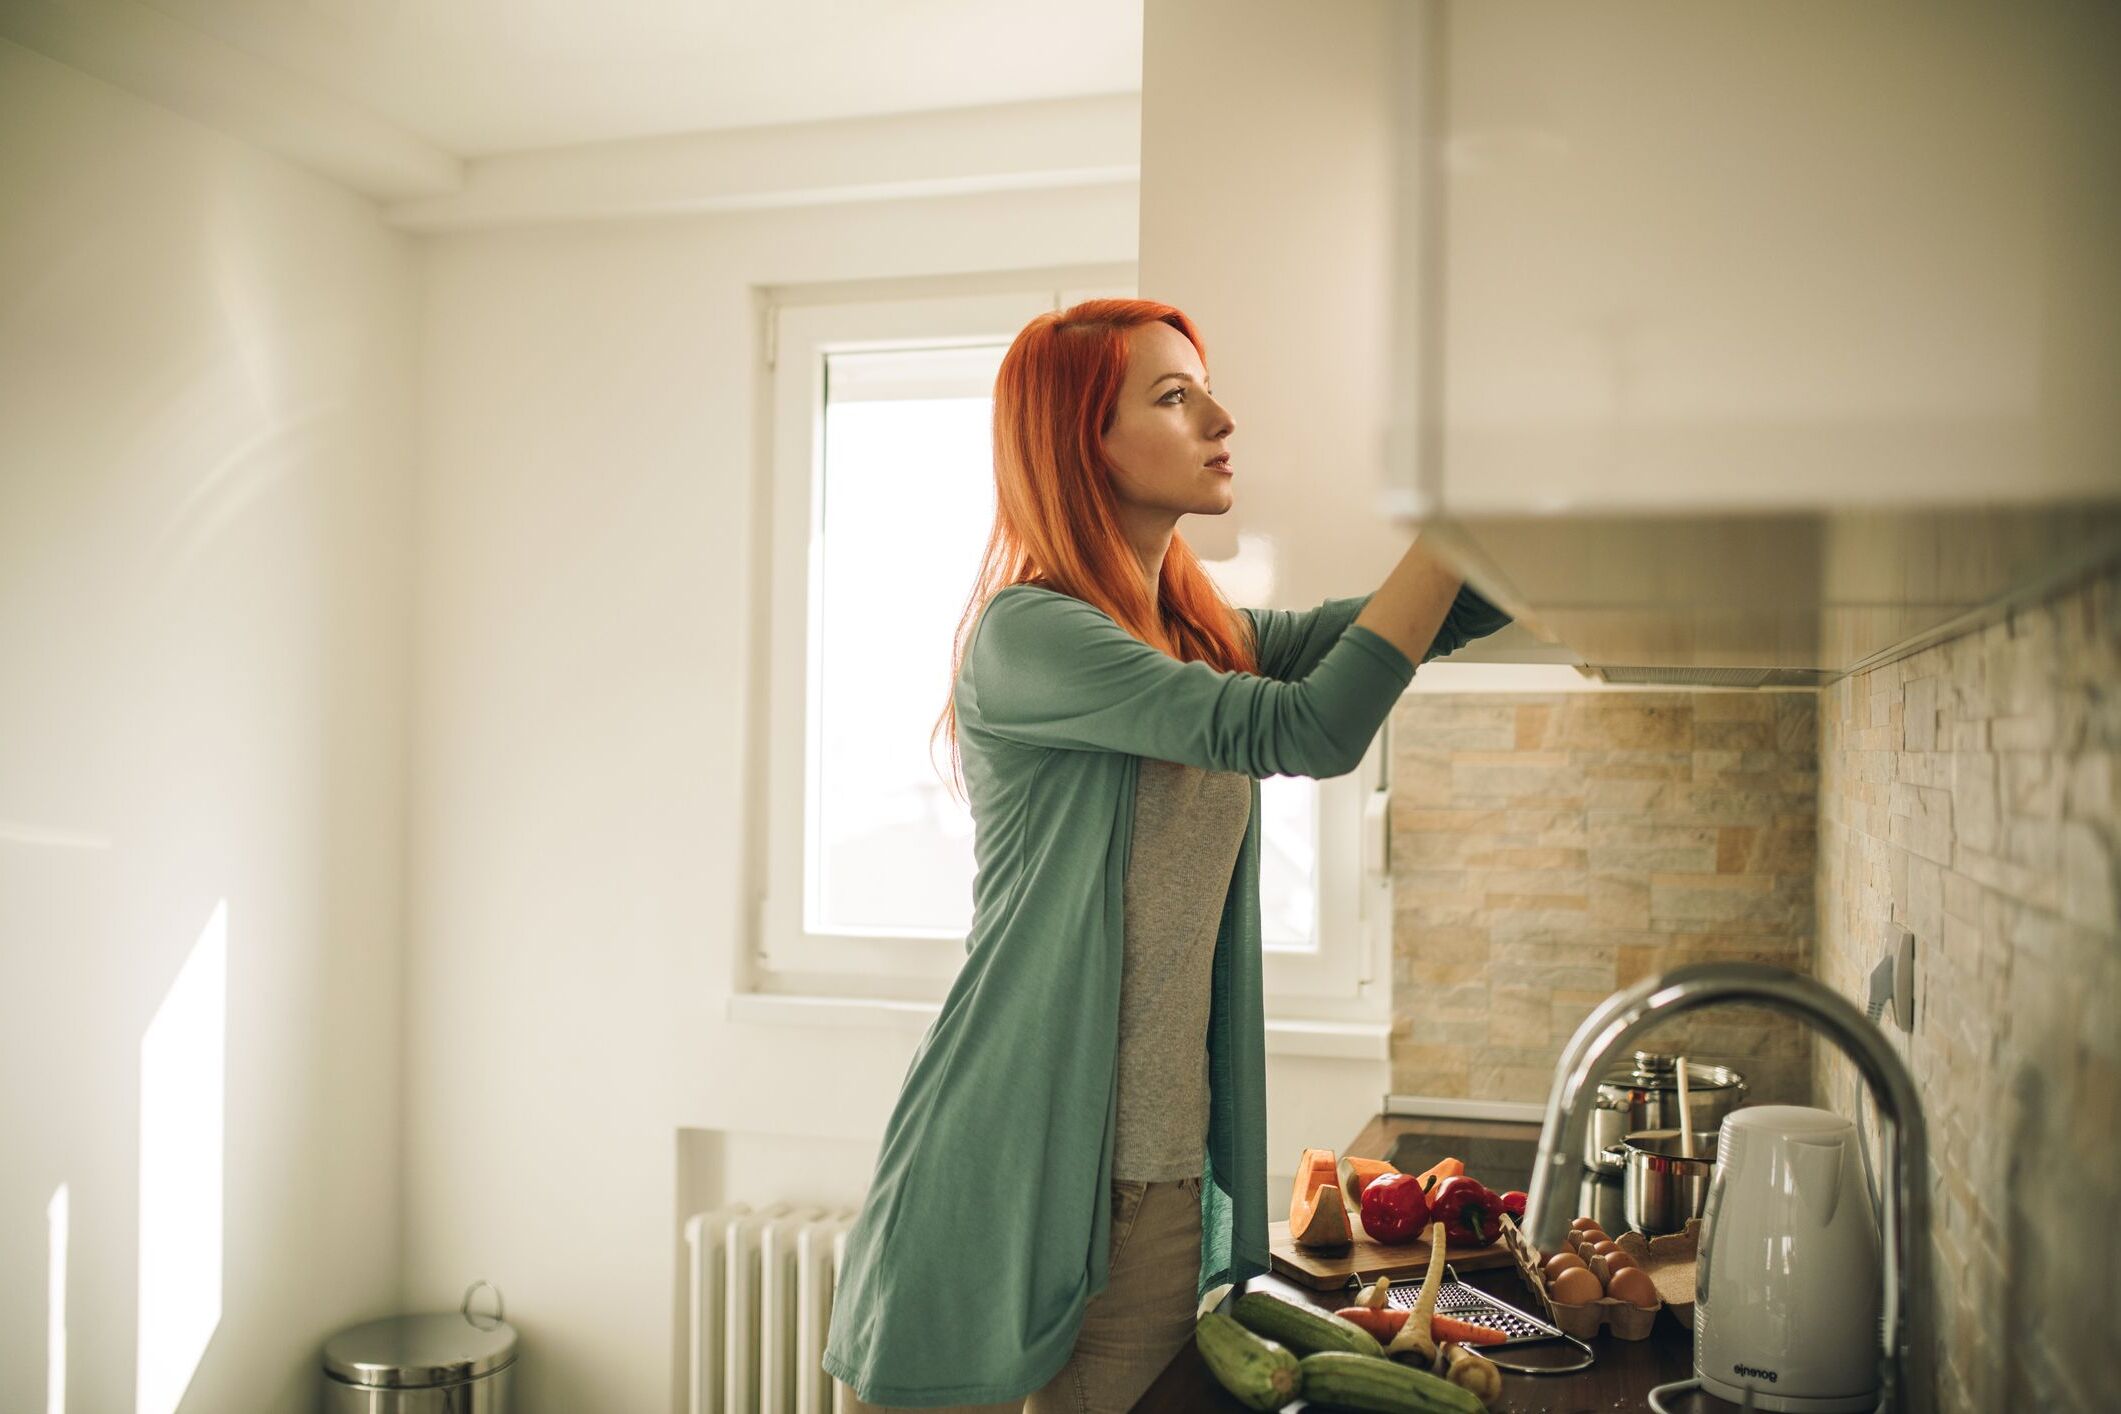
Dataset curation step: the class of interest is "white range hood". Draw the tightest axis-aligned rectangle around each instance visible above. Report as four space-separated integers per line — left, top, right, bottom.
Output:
1412 506 2121 688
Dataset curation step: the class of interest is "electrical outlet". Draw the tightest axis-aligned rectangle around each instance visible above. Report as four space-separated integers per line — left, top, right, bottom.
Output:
1867 952 1895 1018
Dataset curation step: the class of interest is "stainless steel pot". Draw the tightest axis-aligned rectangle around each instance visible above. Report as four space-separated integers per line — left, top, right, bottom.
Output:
1605 1129 1717 1235
1585 1051 1746 1172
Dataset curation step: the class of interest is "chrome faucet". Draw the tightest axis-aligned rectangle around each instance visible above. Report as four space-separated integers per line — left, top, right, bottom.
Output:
1522 963 1932 1414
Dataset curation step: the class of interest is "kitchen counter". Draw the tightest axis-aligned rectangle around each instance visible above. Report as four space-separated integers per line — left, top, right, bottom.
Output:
1129 1113 1748 1412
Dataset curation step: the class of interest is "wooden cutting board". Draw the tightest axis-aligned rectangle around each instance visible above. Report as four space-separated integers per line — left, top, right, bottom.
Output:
1267 1219 1514 1290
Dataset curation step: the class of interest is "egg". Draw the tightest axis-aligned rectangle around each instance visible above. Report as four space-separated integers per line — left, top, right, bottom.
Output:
1543 1251 1587 1283
1601 1249 1639 1275
1591 1238 1621 1257
1568 1216 1600 1233
1577 1225 1608 1245
1549 1266 1603 1305
1607 1266 1661 1309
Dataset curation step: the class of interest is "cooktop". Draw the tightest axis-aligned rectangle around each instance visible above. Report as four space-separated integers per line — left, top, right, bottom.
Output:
1368 1113 1630 1234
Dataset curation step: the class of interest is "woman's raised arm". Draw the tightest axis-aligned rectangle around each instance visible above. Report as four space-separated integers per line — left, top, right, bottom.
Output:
1353 538 1498 665
965 585 1414 779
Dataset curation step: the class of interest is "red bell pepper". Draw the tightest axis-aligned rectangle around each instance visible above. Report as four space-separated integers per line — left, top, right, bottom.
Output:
1426 1175 1500 1248
1497 1190 1528 1226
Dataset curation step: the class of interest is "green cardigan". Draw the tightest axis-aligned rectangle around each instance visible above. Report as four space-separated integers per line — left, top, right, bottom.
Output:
821 582 1512 1407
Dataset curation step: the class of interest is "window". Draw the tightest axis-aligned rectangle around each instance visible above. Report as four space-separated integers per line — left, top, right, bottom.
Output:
752 283 1392 1020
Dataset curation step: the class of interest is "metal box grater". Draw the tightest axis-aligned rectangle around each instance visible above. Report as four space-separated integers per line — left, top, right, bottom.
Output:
1381 1271 1565 1347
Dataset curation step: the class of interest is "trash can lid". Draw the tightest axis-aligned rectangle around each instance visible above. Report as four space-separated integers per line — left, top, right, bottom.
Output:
323 1310 518 1389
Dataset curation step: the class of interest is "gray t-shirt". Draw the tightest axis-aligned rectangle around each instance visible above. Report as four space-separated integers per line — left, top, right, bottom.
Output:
1112 756 1253 1180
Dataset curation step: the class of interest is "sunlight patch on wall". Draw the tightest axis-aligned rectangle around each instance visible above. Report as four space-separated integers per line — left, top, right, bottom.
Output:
136 900 226 1414
48 1182 68 1414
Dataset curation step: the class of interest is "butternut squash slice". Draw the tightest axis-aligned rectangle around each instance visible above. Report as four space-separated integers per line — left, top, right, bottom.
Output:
1338 1156 1399 1212
1290 1147 1353 1250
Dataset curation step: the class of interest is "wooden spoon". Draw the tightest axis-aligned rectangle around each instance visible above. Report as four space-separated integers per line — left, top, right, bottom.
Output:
1676 1055 1695 1158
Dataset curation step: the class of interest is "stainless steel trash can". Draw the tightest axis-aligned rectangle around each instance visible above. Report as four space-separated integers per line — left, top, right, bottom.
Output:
323 1281 517 1413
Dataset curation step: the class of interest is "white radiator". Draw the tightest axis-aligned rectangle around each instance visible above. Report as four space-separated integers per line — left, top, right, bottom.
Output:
685 1202 859 1414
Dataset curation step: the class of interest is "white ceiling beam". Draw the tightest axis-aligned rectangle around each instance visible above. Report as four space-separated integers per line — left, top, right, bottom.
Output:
0 0 461 203
382 92 1141 232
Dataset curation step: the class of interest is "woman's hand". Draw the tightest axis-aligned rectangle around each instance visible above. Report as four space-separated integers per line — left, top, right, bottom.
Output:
1350 538 1468 666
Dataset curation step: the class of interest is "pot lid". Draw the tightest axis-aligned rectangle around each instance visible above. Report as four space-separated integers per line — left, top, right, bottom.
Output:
322 1311 517 1389
1599 1050 1743 1093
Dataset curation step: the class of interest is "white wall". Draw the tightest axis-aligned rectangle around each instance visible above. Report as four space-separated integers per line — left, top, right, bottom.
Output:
0 38 415 1414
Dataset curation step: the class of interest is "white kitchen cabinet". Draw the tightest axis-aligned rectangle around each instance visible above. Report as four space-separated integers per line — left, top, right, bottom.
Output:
1401 0 2117 518
1381 0 2121 674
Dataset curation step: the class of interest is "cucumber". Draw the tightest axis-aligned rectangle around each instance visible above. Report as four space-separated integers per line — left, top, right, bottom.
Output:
1230 1290 1384 1359
1296 1351 1488 1414
1193 1311 1300 1411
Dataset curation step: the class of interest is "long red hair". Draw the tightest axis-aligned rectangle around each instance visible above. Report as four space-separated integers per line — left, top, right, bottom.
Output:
931 298 1259 801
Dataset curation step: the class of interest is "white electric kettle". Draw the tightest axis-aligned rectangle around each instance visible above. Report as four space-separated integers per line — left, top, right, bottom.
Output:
1695 1106 1882 1411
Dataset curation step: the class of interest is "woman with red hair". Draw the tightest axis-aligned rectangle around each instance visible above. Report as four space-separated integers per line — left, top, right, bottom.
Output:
824 299 1509 1412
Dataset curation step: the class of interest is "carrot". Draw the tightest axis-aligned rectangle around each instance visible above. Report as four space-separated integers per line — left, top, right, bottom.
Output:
1334 1307 1409 1342
1429 1314 1508 1346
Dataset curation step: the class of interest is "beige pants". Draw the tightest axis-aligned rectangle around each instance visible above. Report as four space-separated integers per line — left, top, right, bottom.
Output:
836 1172 1205 1414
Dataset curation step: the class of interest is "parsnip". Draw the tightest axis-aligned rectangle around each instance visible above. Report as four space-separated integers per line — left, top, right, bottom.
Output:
1381 1222 1445 1364
1442 1342 1503 1405
1195 1282 1234 1323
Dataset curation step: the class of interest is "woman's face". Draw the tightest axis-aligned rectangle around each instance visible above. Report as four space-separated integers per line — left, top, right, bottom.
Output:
1102 320 1236 521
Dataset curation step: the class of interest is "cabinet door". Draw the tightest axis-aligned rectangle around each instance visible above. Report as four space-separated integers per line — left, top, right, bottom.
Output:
1426 0 2117 516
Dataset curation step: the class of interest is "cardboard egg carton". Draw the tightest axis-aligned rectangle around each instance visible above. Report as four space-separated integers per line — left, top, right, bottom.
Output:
1497 1215 1702 1341
1618 1220 1702 1330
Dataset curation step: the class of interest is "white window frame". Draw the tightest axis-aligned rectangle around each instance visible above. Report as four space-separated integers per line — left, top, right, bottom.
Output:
750 282 1394 1024
1259 733 1394 1018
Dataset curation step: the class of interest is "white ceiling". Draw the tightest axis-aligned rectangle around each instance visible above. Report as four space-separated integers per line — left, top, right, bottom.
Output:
135 0 1145 156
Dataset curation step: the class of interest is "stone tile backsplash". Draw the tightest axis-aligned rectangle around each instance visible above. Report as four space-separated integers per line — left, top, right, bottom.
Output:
1814 564 2119 1413
1387 691 1819 1107
1384 563 2117 1414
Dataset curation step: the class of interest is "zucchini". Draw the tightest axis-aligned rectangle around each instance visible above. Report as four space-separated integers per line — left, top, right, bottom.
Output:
1193 1311 1300 1411
1230 1291 1383 1359
1296 1351 1488 1414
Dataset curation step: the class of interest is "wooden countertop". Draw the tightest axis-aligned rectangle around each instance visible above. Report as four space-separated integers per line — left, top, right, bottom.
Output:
1128 1113 1746 1412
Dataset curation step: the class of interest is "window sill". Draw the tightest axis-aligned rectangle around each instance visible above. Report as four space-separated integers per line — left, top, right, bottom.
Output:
724 992 1390 1061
